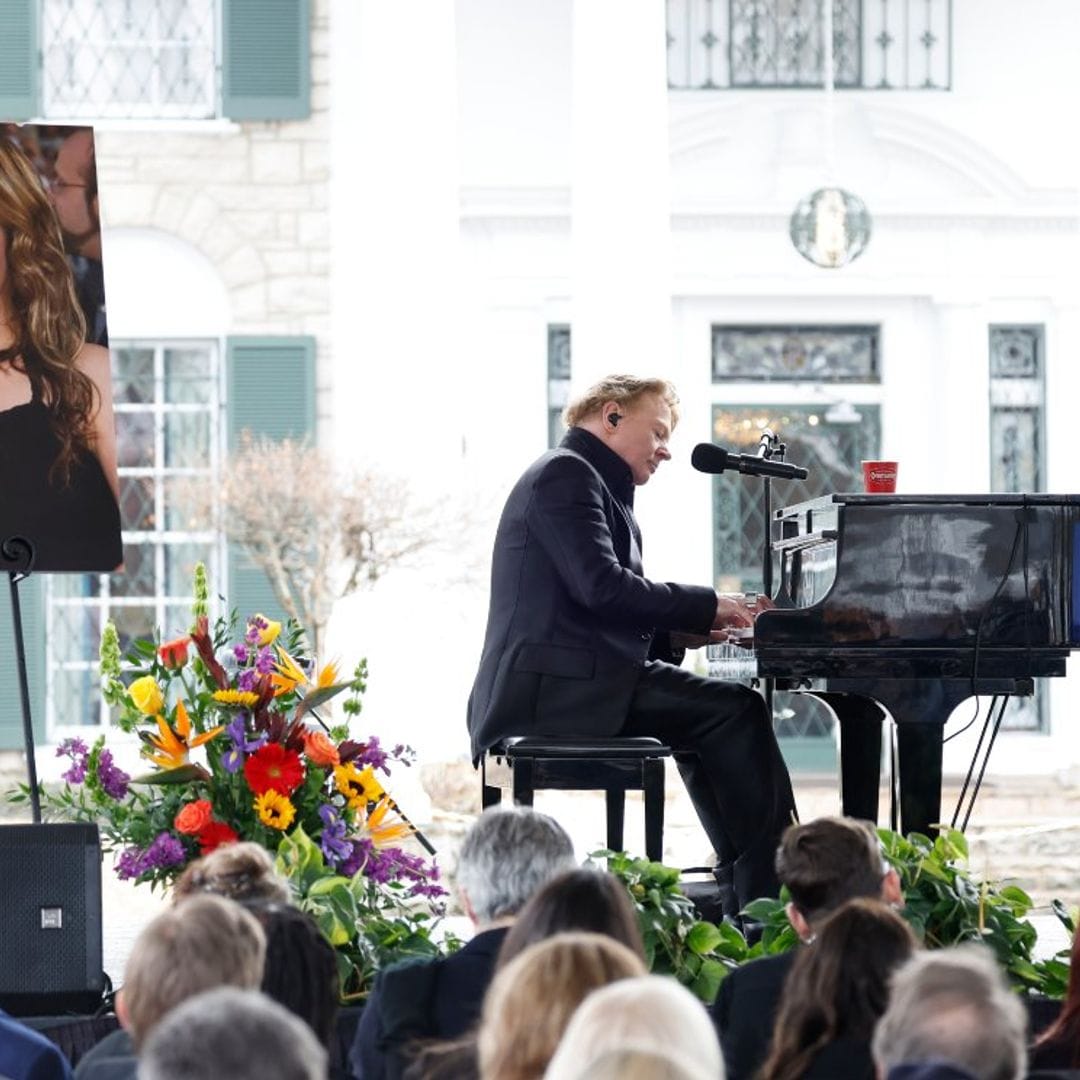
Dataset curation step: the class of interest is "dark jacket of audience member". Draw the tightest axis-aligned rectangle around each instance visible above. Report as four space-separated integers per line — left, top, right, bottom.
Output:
405 867 647 1079
349 807 574 1080
0 1009 75 1080
758 898 916 1080
712 816 901 1080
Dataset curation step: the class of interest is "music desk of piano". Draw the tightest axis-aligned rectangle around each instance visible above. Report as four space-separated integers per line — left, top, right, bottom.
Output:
707 493 1080 837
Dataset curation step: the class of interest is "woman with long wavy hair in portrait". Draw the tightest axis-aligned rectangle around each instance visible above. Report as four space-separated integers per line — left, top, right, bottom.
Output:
0 136 120 571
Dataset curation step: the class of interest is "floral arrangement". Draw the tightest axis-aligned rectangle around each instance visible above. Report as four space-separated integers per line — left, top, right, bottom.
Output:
13 564 451 998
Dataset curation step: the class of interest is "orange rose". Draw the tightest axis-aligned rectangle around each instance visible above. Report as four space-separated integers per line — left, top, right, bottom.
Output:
303 731 340 768
174 799 213 836
158 635 191 670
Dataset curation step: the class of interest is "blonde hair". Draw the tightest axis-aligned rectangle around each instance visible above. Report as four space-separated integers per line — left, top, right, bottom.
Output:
566 1046 714 1080
0 137 93 484
563 375 679 429
172 841 291 906
477 932 647 1080
544 976 723 1080
122 894 266 1047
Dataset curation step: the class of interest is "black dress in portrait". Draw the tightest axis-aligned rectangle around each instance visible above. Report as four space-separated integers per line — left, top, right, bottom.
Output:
0 372 121 572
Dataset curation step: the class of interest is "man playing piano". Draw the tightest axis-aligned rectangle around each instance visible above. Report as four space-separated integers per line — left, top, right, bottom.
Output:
467 374 797 911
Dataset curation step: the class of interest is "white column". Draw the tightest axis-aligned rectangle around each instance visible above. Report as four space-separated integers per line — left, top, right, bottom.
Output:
330 0 462 482
928 296 990 493
570 1 671 392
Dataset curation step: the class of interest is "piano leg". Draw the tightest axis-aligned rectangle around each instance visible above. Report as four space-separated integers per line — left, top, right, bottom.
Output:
895 722 945 838
816 693 885 823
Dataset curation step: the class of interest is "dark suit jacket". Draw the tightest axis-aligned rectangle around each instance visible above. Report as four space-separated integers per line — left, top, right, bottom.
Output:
468 427 717 760
711 950 797 1080
349 927 508 1080
0 1010 74 1080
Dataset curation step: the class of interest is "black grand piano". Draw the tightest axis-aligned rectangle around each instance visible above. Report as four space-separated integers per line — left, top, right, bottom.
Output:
708 493 1080 836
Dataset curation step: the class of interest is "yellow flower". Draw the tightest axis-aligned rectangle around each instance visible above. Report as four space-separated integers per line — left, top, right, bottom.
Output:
315 660 340 690
272 647 306 696
212 689 261 708
255 789 295 831
129 675 165 716
251 614 282 646
145 700 223 770
361 796 413 847
334 763 385 807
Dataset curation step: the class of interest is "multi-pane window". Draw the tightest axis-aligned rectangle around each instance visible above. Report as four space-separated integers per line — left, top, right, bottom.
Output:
712 324 880 382
667 0 952 91
47 340 223 731
43 0 218 119
547 324 571 449
989 325 1046 733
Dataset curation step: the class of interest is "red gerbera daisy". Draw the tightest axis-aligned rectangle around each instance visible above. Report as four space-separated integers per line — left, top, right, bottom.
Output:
244 742 305 797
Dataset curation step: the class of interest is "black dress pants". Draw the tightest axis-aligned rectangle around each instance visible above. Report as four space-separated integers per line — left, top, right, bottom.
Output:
620 661 797 910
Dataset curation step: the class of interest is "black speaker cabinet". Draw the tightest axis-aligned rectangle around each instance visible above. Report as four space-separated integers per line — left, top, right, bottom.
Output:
0 823 105 1015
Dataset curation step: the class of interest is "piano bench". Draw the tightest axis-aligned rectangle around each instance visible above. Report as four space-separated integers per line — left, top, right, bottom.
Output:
480 736 671 862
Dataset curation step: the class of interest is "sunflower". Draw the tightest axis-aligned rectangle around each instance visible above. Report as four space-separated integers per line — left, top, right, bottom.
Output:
212 689 261 708
334 762 385 808
145 701 223 770
255 789 295 831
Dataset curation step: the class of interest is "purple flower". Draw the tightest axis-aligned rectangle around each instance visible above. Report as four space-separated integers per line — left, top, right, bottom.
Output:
142 833 186 871
255 647 276 674
233 644 249 664
56 738 89 784
339 839 369 879
221 714 267 773
237 668 258 692
318 805 352 866
115 832 185 880
245 616 267 645
97 750 130 800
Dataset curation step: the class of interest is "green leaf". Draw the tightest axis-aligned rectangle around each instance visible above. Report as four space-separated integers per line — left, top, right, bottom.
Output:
689 956 727 1005
686 921 723 956
129 764 210 786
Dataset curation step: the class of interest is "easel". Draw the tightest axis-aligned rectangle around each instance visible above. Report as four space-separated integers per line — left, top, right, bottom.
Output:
4 536 41 823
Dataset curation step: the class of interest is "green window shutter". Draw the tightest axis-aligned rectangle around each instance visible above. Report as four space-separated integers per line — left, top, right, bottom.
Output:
225 336 316 624
222 0 310 121
0 577 46 751
0 0 40 120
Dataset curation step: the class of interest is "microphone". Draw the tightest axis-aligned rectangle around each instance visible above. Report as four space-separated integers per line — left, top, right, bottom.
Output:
691 443 809 480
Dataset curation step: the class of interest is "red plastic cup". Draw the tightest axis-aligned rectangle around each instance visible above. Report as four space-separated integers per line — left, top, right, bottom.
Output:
862 460 898 493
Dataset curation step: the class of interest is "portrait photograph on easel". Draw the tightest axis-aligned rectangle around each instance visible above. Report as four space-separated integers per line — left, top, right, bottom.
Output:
0 124 120 575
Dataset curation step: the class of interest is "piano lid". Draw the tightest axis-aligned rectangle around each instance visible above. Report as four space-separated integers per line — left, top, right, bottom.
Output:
759 493 1080 652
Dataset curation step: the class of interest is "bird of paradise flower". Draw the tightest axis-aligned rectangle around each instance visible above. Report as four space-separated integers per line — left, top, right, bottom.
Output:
140 700 223 774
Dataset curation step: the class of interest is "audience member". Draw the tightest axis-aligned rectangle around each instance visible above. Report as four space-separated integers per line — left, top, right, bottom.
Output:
568 1046 713 1080
0 1008 74 1080
74 895 266 1080
137 987 325 1080
497 867 645 964
1030 923 1080 1071
171 841 291 906
758 898 916 1080
248 904 340 1059
711 815 901 1080
872 945 1027 1080
408 867 647 1078
350 806 575 1080
544 975 722 1080
476 932 647 1080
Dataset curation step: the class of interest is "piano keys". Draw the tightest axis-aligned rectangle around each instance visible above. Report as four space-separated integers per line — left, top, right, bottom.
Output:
707 493 1080 836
